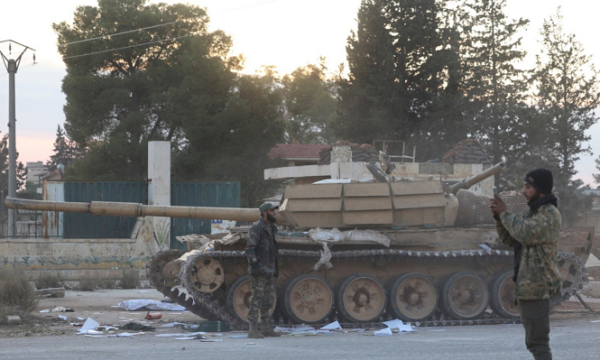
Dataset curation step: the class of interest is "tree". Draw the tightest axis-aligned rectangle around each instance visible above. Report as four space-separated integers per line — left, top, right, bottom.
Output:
0 132 27 198
338 1 475 159
463 0 529 189
531 9 600 224
173 68 286 206
18 181 43 200
337 0 398 144
47 125 84 172
53 0 238 180
282 59 339 144
55 0 286 205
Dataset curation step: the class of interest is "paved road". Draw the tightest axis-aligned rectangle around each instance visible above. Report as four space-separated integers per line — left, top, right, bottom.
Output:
1 316 599 360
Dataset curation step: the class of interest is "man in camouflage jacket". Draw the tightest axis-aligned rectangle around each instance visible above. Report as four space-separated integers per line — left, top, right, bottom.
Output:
491 168 561 360
244 202 281 339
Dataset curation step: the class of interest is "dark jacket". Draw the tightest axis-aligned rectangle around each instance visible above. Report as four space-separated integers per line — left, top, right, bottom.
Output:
245 218 279 277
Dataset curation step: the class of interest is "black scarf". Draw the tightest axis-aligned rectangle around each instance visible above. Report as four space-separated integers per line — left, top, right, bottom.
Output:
512 193 558 282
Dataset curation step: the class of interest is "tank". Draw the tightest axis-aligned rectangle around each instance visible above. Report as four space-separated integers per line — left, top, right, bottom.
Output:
4 163 591 329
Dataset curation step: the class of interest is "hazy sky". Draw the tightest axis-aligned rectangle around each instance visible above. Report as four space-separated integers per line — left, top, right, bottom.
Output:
0 0 599 187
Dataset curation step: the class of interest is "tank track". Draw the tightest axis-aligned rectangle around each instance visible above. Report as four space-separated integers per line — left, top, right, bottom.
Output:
147 248 586 329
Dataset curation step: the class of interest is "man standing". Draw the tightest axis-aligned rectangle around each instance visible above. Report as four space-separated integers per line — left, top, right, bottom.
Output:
244 202 281 339
490 169 561 360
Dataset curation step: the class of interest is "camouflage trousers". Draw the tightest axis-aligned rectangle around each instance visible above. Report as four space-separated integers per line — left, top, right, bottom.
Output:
247 274 276 322
518 299 553 360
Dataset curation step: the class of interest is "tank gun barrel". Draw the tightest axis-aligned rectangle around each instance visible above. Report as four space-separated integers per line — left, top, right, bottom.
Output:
448 162 506 194
4 197 259 222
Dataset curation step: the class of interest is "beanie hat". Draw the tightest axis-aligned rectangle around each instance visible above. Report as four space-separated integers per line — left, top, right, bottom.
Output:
524 169 553 194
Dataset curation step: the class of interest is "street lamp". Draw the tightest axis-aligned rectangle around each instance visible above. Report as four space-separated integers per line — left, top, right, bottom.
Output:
0 40 36 237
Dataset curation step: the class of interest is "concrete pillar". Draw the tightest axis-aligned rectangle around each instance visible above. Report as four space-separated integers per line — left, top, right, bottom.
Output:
148 141 171 251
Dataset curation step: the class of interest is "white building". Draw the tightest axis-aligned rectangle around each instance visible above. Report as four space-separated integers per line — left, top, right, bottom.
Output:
26 161 49 186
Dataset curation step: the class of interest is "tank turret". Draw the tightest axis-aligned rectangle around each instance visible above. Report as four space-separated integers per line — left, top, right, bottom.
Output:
277 162 506 230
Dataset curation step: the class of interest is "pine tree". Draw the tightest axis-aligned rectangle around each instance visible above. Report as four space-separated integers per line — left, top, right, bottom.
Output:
47 125 84 171
338 0 470 159
463 0 529 189
531 9 600 224
337 0 398 144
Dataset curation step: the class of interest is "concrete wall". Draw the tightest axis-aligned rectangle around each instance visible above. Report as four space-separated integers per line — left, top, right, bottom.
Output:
0 142 174 280
0 217 157 280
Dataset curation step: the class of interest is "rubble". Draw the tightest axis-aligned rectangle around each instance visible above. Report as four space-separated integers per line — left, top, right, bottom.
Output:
6 315 21 324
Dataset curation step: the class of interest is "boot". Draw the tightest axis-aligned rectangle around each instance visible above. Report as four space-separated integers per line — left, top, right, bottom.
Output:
248 319 264 339
260 318 281 337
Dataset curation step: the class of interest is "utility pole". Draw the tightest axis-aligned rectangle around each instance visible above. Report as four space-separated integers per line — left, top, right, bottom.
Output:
0 40 36 237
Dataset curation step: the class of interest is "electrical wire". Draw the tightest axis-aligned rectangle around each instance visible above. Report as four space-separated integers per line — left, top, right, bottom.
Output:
3 0 291 68
62 34 195 60
58 0 287 48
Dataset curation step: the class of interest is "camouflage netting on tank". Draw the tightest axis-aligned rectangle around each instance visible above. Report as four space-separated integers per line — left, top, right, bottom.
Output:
443 139 491 164
318 141 379 165
455 189 495 226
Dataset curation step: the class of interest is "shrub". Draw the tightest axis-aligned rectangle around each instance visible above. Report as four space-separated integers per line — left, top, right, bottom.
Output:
35 272 63 290
0 269 39 322
118 270 140 289
77 275 97 291
97 277 117 289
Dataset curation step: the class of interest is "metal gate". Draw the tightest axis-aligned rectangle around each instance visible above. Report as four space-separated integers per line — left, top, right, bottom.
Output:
61 181 240 245
170 182 241 249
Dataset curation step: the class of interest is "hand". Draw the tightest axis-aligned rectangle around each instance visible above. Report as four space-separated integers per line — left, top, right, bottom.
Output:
251 267 261 277
489 194 507 218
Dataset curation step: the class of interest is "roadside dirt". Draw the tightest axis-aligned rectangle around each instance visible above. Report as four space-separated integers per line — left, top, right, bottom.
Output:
1 287 598 337
0 288 203 337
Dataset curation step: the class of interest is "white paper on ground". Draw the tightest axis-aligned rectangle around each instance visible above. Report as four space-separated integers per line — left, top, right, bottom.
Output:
479 244 492 250
117 299 186 311
374 328 393 336
383 319 414 332
314 330 333 334
274 325 315 333
200 338 223 342
156 332 207 337
117 332 142 337
320 321 341 330
57 315 67 321
39 309 50 313
77 318 100 335
175 335 204 340
160 322 188 328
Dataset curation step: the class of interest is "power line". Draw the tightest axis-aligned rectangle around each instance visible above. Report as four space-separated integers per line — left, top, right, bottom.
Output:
62 34 196 60
58 0 287 48
58 18 199 47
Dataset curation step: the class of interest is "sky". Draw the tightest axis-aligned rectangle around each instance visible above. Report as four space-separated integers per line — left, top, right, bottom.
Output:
0 0 599 187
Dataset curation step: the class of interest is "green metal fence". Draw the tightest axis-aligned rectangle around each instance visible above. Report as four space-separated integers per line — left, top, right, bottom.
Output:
170 182 241 249
63 182 148 239
62 181 241 247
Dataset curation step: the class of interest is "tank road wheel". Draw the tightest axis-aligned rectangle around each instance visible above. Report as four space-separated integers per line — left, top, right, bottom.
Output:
147 250 185 288
490 271 519 319
189 257 225 293
281 274 333 324
336 274 386 323
440 272 489 320
387 273 438 322
226 275 277 324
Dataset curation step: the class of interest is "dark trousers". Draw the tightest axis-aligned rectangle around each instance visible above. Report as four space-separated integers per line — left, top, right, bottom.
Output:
518 299 552 360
